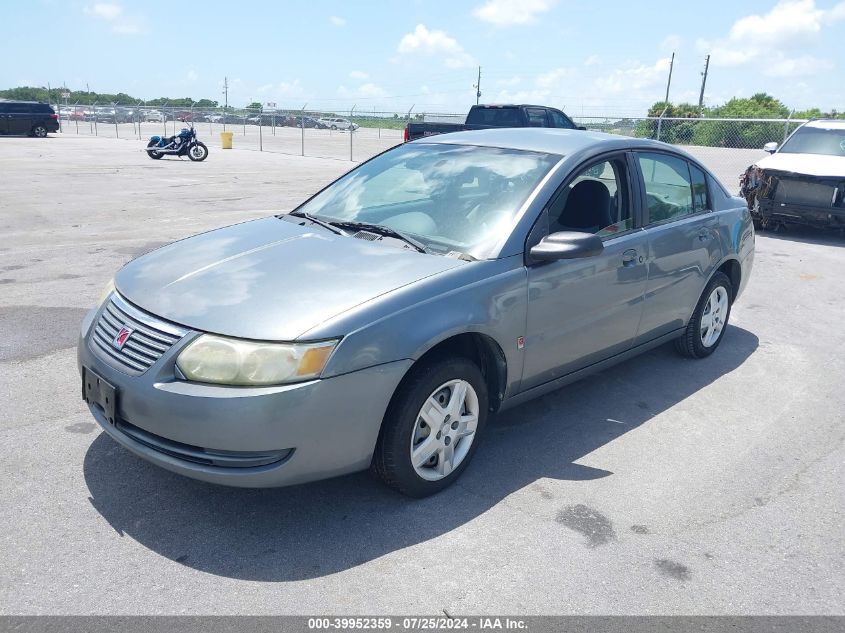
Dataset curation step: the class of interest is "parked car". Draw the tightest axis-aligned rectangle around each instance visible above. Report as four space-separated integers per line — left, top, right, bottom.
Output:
0 100 60 137
143 110 165 123
740 119 845 231
291 115 329 129
405 103 584 142
318 116 359 131
78 128 754 497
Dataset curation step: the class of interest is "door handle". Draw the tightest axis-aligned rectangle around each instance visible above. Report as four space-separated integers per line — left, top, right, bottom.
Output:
622 249 639 267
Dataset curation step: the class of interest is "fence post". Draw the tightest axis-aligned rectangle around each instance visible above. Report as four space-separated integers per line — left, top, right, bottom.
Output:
300 103 307 157
655 105 669 142
113 101 119 138
93 101 99 136
74 101 79 134
349 104 356 161
259 106 263 151
162 101 168 137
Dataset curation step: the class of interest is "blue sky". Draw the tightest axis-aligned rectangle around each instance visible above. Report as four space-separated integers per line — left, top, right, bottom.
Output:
2 0 843 115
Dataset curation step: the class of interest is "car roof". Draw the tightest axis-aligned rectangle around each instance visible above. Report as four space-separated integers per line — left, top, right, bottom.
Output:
804 119 845 130
412 127 678 157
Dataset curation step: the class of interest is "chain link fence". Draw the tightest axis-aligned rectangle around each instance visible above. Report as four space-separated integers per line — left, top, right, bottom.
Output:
51 101 808 189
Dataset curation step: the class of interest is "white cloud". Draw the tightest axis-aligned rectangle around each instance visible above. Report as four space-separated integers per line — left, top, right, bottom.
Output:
256 83 274 93
83 3 144 34
593 58 672 95
584 55 601 67
349 70 369 80
276 80 306 98
496 76 522 87
84 3 122 19
337 82 388 100
536 67 573 89
329 15 346 26
397 24 476 69
661 34 681 52
473 0 557 25
698 1 844 76
186 70 198 82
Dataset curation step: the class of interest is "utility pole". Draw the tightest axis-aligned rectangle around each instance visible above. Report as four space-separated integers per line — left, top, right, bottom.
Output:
473 66 482 105
698 54 710 112
663 52 675 105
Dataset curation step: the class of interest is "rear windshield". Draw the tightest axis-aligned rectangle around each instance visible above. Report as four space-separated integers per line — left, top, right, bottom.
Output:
780 126 845 157
466 107 525 127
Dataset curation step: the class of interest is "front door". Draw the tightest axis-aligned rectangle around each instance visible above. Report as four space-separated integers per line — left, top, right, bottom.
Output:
521 155 649 390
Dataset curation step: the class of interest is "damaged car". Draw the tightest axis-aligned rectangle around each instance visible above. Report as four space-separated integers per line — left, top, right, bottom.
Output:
740 119 845 232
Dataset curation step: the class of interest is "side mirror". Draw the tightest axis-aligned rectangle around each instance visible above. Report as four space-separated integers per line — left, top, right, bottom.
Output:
763 142 778 154
529 231 604 262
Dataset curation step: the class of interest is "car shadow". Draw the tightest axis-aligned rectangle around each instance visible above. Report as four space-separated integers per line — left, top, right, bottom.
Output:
84 325 759 581
758 224 845 247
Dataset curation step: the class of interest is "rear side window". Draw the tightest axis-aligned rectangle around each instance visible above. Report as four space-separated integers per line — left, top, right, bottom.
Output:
690 164 710 212
525 108 548 127
34 104 53 113
8 103 30 113
0 103 9 113
637 152 695 224
466 107 523 126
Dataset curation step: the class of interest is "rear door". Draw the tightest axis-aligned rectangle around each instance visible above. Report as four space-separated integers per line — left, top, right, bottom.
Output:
634 152 722 343
0 103 9 134
8 103 32 134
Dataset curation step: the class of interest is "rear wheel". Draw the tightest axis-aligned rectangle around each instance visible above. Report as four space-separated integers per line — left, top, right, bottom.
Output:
146 139 163 159
372 357 488 497
188 142 208 161
675 272 733 359
32 125 48 138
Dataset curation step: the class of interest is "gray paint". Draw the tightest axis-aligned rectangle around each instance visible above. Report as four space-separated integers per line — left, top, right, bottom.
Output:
80 128 754 488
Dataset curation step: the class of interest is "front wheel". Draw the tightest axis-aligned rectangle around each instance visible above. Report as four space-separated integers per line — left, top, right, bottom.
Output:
146 139 163 159
188 142 208 161
32 125 48 138
675 271 733 359
372 357 488 497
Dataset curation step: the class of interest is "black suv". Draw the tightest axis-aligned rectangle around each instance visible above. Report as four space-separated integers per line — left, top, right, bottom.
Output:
0 100 60 137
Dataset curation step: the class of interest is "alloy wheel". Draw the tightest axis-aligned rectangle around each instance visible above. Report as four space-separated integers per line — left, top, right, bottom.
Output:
410 379 479 481
700 286 729 347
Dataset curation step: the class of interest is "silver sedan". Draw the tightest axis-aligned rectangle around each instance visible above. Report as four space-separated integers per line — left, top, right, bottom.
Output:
78 128 755 497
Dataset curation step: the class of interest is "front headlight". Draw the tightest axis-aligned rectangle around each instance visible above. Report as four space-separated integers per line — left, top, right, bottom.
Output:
98 279 115 306
176 335 338 386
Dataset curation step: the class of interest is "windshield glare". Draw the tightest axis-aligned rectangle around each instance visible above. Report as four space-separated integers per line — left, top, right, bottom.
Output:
780 126 845 157
295 143 560 257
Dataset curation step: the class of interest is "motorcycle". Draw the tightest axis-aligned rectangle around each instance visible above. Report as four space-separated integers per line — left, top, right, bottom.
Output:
145 125 208 161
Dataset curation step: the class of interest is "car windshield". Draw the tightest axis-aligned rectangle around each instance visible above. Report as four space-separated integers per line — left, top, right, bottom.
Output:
779 125 845 157
293 142 560 257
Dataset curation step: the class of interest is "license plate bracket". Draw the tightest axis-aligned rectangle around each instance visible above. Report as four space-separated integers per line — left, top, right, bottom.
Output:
82 366 118 424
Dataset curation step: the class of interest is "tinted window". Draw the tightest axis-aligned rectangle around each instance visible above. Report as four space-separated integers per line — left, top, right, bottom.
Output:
549 110 574 129
547 159 632 236
0 103 9 113
638 153 694 223
690 164 709 212
466 107 523 126
8 103 30 113
525 108 548 127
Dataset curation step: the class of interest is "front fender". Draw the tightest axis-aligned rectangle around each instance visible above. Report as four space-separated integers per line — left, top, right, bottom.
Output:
317 257 528 398
149 135 163 144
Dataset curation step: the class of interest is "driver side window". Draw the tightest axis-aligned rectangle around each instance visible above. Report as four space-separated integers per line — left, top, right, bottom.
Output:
546 158 632 237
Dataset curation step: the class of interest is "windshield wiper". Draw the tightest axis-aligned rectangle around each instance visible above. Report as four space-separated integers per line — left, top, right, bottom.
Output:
287 210 349 236
332 221 429 254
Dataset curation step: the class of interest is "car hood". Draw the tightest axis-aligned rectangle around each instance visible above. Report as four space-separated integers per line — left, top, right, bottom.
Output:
115 217 465 340
757 152 845 178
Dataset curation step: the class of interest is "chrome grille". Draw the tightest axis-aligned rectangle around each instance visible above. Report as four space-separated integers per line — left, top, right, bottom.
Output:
90 293 187 375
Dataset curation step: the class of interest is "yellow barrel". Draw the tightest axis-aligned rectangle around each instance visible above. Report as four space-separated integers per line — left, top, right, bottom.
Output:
220 131 234 149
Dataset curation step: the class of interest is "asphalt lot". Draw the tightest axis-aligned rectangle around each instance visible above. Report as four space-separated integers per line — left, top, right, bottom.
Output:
1 135 843 615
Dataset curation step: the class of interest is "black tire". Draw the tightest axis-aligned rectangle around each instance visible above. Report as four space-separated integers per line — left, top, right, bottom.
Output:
675 271 733 359
146 139 163 159
372 356 488 497
187 142 208 162
32 125 48 138
331 125 337 130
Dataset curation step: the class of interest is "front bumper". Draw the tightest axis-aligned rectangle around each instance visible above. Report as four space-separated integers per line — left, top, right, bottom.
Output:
755 199 845 229
77 305 412 488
